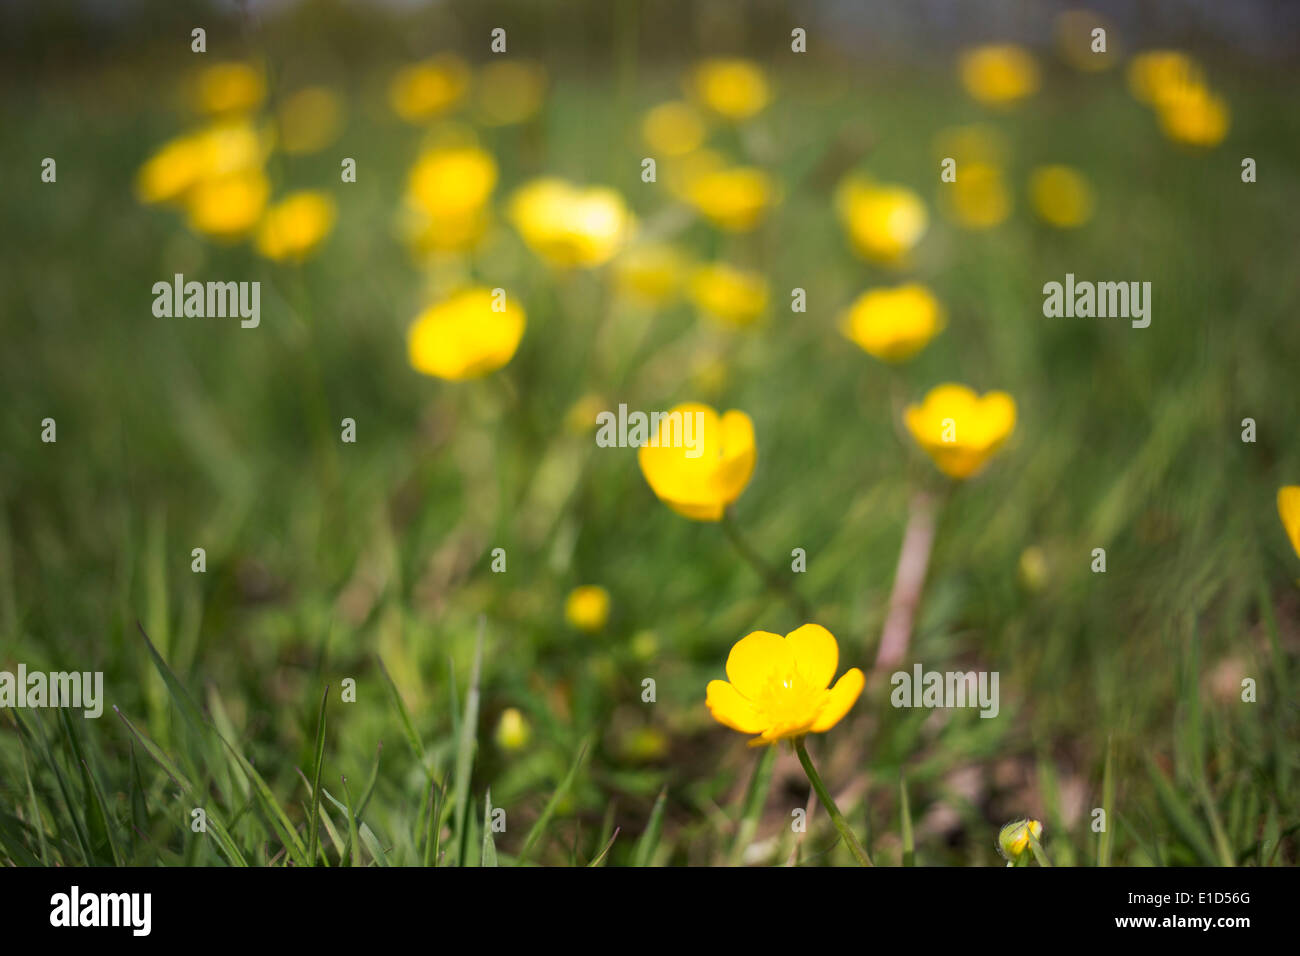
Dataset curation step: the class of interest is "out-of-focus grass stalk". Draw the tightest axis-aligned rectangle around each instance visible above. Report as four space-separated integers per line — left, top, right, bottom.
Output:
722 509 812 621
727 743 777 866
874 488 943 672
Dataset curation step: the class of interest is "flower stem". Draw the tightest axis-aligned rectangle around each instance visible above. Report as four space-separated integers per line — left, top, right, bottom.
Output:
721 510 812 622
794 738 872 866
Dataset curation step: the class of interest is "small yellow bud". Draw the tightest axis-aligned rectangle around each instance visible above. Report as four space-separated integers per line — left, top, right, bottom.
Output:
564 586 610 632
494 707 531 751
1018 546 1049 591
998 818 1044 863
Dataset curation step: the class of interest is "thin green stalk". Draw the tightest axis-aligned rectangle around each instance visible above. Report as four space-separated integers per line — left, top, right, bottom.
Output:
793 738 872 866
721 510 812 622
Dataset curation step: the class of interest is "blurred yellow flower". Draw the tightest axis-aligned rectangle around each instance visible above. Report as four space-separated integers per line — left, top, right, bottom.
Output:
1279 486 1300 560
477 60 547 125
1157 84 1230 147
194 61 265 115
688 263 768 327
664 147 726 201
615 243 688 305
1029 164 1095 228
836 176 929 265
904 383 1017 480
1127 50 1203 107
494 708 531 751
407 287 525 381
841 283 945 363
136 134 208 204
276 87 344 154
689 58 770 120
402 144 498 252
184 168 270 239
638 402 755 521
706 624 864 743
255 191 336 262
565 585 611 632
642 100 707 157
998 818 1044 863
389 55 470 122
508 178 632 269
1018 545 1050 591
135 121 268 205
960 44 1040 105
944 161 1011 229
687 166 777 231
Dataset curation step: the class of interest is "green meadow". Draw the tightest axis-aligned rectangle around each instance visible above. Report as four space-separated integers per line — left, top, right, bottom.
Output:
1 0 1298 867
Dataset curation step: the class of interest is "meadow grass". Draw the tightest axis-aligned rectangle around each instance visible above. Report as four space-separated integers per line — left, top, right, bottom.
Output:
0 19 1298 866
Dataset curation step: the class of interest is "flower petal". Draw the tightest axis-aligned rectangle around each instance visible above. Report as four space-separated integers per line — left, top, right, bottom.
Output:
786 623 838 689
706 680 767 734
724 630 791 700
810 667 864 732
1279 486 1300 560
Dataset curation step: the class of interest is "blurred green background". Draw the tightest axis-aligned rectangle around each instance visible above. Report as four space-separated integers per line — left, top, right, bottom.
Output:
1 0 1298 866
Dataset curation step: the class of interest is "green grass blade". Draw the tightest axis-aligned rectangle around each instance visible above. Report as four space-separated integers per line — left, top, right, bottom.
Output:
900 771 915 867
450 617 485 866
1098 735 1115 866
307 685 329 867
481 789 498 867
727 743 775 866
633 787 668 867
516 735 591 865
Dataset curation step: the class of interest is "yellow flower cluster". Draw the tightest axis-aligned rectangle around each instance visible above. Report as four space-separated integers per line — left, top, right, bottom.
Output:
1128 50 1230 148
135 61 339 261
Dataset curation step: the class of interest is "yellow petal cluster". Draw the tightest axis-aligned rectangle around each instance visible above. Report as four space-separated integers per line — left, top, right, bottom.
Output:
389 55 470 122
1279 486 1300 560
836 176 928 265
904 383 1017 480
508 178 633 269
689 58 770 120
402 145 498 252
565 586 611 632
407 287 526 381
706 625 864 743
687 264 768 327
1029 164 1095 228
687 166 777 232
841 283 945 363
638 403 755 522
959 45 1040 105
255 191 337 263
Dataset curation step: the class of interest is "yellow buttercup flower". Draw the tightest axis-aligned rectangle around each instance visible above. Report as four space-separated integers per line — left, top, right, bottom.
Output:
508 178 632 269
135 134 208 204
689 58 770 120
615 243 688 305
389 55 470 122
276 87 344 154
476 60 547 125
638 402 755 522
998 818 1044 863
1278 486 1300 560
135 120 267 205
494 708 531 751
688 263 768 328
402 145 498 252
194 61 265 115
687 166 777 232
407 287 525 381
184 167 270 239
564 586 611 632
841 283 945 363
933 123 1009 168
255 191 336 263
706 625 865 744
1029 164 1095 228
905 383 1017 480
665 148 726 202
836 176 928 265
960 44 1040 105
1157 83 1230 147
944 161 1011 229
1127 50 1203 107
642 100 707 157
